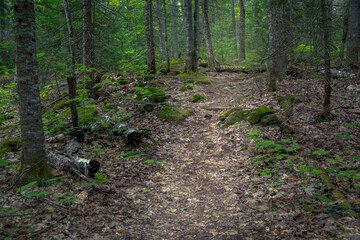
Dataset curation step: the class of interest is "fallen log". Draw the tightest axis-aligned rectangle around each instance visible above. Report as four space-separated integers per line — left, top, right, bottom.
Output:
85 115 144 145
47 153 100 178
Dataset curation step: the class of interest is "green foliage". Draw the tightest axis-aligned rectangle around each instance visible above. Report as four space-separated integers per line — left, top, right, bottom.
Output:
93 172 109 184
190 94 205 103
118 151 147 160
133 86 166 103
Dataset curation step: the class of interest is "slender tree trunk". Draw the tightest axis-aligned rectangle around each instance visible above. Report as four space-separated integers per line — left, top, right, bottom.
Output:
163 0 170 73
320 0 332 120
347 0 360 67
184 0 196 72
155 0 166 60
145 0 156 74
83 0 95 97
64 0 85 142
14 0 52 185
171 0 179 58
0 0 9 66
231 0 238 60
339 1 349 66
202 0 215 71
267 0 287 91
239 0 246 61
194 0 200 64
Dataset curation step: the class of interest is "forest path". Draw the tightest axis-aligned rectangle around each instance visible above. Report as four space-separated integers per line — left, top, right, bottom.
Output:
122 73 273 239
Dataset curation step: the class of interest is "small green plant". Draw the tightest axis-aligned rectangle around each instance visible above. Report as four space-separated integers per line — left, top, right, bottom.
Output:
93 172 109 184
118 151 147 160
190 93 205 103
133 86 166 103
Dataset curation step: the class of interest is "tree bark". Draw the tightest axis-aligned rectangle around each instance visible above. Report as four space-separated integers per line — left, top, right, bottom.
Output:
64 0 85 142
202 0 215 71
347 0 360 67
155 0 166 60
171 0 179 58
144 0 156 74
184 0 196 72
83 0 95 97
0 0 9 66
239 0 246 61
194 0 200 63
267 0 287 91
14 0 52 185
321 0 332 119
163 0 170 73
339 1 349 65
231 0 238 60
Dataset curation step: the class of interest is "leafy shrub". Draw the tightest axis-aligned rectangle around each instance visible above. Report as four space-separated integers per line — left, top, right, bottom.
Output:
133 86 166 103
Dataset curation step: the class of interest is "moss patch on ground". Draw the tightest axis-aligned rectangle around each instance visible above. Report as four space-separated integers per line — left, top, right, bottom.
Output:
157 105 193 125
190 94 205 103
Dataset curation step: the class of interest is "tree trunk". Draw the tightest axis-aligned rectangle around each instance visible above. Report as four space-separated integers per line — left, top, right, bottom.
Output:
171 0 179 58
83 0 95 97
231 0 238 60
145 0 156 74
194 0 200 64
163 0 170 73
64 0 85 142
184 0 196 72
155 0 166 60
202 0 215 71
347 0 360 67
320 0 332 120
339 1 349 66
267 0 287 91
239 0 246 61
13 0 52 185
0 0 9 66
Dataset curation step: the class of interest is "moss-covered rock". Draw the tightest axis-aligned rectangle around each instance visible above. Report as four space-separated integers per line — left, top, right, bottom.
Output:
317 112 334 123
157 106 192 125
277 95 295 116
190 94 205 103
52 98 68 112
219 107 249 128
220 106 280 127
260 114 280 126
0 138 21 157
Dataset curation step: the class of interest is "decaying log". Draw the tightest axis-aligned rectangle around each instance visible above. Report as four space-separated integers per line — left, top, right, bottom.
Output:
112 123 143 145
85 115 143 145
47 153 100 178
319 69 356 78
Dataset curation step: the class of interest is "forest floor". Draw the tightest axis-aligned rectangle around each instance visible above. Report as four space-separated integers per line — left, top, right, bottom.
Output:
1 70 360 239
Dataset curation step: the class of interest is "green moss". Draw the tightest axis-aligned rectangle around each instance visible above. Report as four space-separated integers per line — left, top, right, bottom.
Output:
219 108 249 128
278 96 295 116
13 159 53 186
317 112 333 123
252 106 273 116
190 94 205 103
60 106 98 125
0 138 21 157
157 106 192 125
268 86 279 92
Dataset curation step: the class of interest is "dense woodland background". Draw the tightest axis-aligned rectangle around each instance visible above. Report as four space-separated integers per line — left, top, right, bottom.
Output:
0 0 360 239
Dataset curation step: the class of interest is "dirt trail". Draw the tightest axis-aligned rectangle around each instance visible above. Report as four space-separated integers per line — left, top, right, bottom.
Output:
113 73 278 239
